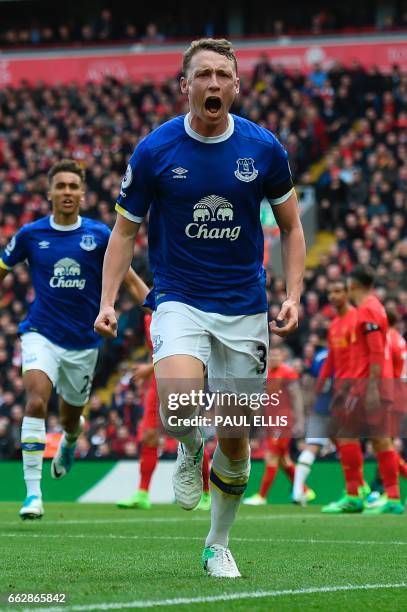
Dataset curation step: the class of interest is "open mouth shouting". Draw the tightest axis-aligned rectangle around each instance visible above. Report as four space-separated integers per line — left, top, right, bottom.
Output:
204 96 222 116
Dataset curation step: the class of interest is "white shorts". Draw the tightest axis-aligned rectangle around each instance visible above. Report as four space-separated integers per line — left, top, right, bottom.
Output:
21 332 99 407
150 301 269 390
305 413 330 446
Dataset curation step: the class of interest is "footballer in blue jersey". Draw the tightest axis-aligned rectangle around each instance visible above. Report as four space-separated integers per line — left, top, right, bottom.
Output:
0 159 148 521
1 214 111 350
95 39 306 577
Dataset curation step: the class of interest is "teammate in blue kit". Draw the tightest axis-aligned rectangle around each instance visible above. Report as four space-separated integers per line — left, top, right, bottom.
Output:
0 159 148 520
95 39 305 577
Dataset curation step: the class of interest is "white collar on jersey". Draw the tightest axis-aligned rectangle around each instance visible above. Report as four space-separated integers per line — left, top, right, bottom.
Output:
49 215 82 231
184 112 234 143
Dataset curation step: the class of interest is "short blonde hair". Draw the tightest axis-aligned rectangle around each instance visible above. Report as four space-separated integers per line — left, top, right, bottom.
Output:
183 38 238 76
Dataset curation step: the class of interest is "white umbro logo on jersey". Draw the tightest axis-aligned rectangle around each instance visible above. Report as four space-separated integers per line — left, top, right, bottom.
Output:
172 167 188 179
38 241 50 249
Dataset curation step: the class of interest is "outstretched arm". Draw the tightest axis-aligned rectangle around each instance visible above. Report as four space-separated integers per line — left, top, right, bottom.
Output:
94 214 140 338
270 191 305 337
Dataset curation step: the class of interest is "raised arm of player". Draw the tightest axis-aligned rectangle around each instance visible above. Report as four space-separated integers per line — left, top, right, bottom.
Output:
270 191 305 337
94 214 140 338
315 349 334 394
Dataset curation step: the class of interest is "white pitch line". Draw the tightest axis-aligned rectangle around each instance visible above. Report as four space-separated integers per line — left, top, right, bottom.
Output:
16 582 407 612
0 512 362 526
1 532 406 546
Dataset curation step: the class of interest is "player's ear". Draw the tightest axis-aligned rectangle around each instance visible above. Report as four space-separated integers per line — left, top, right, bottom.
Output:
180 76 189 94
235 76 240 95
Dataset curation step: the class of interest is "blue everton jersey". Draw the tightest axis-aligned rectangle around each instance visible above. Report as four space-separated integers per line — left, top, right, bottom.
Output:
310 349 333 416
116 113 293 315
0 216 110 349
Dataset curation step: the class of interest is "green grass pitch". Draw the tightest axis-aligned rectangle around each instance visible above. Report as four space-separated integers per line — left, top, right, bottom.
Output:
1 503 406 611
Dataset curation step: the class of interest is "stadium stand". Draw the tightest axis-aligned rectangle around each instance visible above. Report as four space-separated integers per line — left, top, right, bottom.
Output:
1 2 407 48
0 55 405 459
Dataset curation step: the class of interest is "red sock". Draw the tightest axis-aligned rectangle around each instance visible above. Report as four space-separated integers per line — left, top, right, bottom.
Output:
139 445 158 492
397 454 407 480
377 449 400 500
259 465 277 498
282 463 295 483
202 448 210 493
339 442 364 496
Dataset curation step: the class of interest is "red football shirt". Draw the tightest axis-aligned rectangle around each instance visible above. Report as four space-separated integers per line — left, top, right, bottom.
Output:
319 307 356 382
350 294 393 380
144 313 153 352
387 327 406 379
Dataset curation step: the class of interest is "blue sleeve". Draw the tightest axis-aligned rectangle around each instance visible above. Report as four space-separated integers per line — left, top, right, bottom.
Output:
263 137 294 204
101 224 111 248
0 228 29 270
115 139 155 223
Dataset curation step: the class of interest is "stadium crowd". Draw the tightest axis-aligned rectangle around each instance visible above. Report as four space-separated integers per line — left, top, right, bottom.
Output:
0 55 406 460
1 4 407 48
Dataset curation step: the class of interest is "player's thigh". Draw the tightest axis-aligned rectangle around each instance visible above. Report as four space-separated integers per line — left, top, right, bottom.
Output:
21 332 60 390
306 414 330 442
152 302 210 409
208 311 269 384
208 312 268 440
58 347 98 407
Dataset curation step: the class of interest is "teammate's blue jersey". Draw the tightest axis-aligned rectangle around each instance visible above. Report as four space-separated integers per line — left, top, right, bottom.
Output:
116 113 293 315
0 216 110 349
310 348 332 416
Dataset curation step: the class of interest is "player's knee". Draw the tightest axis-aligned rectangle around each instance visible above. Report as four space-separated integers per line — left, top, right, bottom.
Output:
25 394 48 419
142 429 159 446
372 437 392 453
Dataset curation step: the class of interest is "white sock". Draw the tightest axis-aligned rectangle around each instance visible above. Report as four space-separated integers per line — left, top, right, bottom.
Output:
159 405 202 455
21 416 46 499
293 449 316 500
205 445 250 549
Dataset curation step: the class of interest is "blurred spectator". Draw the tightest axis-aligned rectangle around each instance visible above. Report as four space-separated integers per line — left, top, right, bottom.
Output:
141 22 165 44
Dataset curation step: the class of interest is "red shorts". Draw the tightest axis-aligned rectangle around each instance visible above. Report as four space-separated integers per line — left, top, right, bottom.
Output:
140 377 159 431
266 437 290 456
332 395 395 438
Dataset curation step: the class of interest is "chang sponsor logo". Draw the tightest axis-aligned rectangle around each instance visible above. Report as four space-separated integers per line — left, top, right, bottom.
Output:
49 258 86 290
185 195 241 242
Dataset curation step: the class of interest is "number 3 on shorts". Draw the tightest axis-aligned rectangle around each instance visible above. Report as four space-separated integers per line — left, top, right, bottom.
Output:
257 345 267 374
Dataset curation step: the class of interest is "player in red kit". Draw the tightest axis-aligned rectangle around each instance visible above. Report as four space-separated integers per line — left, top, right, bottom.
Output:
366 310 407 505
117 313 211 510
294 280 368 506
324 266 403 515
244 347 315 505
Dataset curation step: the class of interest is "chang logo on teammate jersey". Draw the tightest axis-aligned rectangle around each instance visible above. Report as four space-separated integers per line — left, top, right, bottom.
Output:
50 258 86 290
0 215 111 349
185 195 241 241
